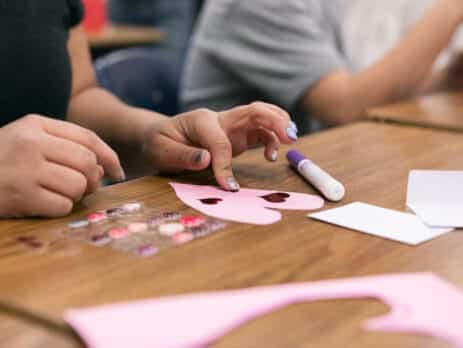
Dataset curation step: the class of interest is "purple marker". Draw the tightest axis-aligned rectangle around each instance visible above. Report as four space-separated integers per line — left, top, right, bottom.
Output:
287 150 345 202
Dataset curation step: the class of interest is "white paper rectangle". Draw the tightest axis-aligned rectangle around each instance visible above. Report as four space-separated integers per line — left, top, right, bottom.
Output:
407 170 463 228
309 202 452 245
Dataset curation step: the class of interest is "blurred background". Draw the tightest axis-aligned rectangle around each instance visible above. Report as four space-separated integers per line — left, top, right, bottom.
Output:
82 0 463 118
82 0 204 117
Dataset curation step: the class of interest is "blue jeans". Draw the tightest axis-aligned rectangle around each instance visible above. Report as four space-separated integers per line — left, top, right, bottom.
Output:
108 0 196 60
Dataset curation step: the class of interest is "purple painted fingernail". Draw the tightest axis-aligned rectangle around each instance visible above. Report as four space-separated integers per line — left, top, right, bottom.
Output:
286 127 298 141
227 177 240 191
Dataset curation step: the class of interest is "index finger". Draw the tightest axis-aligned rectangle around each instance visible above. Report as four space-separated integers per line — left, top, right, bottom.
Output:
40 118 125 182
218 102 297 144
192 120 239 191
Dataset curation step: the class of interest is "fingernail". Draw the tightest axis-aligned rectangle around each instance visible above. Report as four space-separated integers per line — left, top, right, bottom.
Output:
195 150 204 164
119 168 127 182
226 177 240 192
286 127 298 141
271 150 278 162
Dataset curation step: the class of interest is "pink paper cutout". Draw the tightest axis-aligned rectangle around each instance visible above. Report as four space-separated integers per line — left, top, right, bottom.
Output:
169 183 324 225
65 273 463 348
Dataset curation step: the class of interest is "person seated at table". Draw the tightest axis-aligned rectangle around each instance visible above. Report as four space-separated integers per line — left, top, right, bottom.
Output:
181 0 463 132
0 0 297 218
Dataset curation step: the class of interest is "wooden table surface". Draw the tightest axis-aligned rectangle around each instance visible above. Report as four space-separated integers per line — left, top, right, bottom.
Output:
87 25 165 50
1 122 461 348
368 91 463 132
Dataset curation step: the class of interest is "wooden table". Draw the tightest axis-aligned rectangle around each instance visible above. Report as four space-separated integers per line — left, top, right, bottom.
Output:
87 25 165 51
368 91 463 132
1 122 461 348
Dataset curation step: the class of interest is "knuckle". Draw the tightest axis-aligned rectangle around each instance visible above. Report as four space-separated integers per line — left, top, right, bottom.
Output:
80 150 98 172
249 102 266 114
84 129 100 148
211 139 232 153
13 131 41 151
22 114 43 124
195 108 212 115
195 108 216 120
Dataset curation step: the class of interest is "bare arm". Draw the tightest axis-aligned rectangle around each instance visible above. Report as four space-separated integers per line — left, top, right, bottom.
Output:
65 26 297 189
66 26 170 175
303 0 463 126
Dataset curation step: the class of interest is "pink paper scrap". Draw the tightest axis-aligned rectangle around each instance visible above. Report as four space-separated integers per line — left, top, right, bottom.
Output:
65 273 463 348
169 183 324 225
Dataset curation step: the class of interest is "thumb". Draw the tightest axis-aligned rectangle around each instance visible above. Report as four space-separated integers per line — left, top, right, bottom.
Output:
148 134 211 172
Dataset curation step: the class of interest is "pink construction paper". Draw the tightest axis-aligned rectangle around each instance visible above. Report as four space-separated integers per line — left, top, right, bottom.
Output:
65 273 463 348
169 183 324 225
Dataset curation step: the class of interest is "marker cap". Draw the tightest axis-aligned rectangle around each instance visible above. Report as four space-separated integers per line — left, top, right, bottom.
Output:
287 150 306 169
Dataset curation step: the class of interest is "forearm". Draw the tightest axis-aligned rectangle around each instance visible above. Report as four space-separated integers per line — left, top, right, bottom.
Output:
357 0 462 97
307 0 463 125
67 86 169 177
353 0 463 109
67 86 168 148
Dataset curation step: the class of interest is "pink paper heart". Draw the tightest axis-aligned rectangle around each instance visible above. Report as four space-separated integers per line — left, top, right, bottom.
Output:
169 183 324 225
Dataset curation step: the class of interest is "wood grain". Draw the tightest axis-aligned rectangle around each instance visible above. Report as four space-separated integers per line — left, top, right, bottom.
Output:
0 122 461 348
0 316 77 348
368 91 463 133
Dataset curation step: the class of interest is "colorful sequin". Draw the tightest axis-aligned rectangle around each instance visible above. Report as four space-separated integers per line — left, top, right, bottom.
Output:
109 227 130 239
64 201 226 258
159 223 185 237
69 220 89 229
180 216 206 227
87 212 108 223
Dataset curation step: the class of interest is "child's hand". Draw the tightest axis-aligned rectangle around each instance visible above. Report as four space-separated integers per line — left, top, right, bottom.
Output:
0 115 124 217
142 102 298 191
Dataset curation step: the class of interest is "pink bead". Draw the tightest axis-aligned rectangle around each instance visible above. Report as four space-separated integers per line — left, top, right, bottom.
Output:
109 227 129 239
180 216 206 227
87 211 108 223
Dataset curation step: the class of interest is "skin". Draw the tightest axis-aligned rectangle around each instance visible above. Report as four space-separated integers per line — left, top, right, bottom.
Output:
0 26 297 218
303 0 463 126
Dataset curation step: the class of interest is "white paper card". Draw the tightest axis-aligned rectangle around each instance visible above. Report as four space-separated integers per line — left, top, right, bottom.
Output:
309 202 452 245
407 170 463 228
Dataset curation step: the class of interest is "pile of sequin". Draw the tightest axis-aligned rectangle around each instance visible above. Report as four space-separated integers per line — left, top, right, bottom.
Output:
67 202 226 257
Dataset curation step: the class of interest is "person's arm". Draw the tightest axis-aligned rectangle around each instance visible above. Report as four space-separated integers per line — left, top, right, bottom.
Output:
66 26 170 178
66 27 297 191
303 0 463 126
